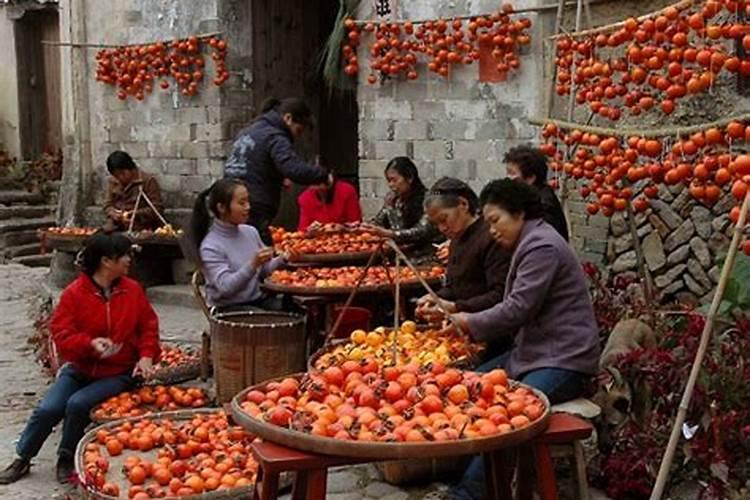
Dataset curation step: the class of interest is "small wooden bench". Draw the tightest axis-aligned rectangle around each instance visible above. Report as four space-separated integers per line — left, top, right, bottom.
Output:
250 412 594 500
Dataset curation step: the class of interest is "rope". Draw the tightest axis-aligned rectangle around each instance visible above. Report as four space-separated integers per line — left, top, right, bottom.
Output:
41 31 224 49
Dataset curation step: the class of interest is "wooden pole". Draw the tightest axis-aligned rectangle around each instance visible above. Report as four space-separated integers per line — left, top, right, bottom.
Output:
527 112 750 138
625 200 655 301
649 190 750 500
41 31 224 49
559 0 584 239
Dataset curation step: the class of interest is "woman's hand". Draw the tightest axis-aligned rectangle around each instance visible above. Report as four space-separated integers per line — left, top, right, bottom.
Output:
448 312 471 336
132 357 153 378
91 338 119 358
280 249 301 262
359 223 394 238
435 241 450 263
305 221 323 237
416 297 457 324
251 248 275 270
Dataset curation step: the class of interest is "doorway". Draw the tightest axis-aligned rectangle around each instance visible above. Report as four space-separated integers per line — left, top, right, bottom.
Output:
15 7 62 160
251 0 359 230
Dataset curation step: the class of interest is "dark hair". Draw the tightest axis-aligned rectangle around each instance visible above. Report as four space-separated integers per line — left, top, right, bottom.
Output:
188 178 247 265
479 178 544 219
503 145 548 187
385 157 426 195
319 167 338 205
261 97 314 128
79 233 132 276
106 150 137 174
424 177 479 215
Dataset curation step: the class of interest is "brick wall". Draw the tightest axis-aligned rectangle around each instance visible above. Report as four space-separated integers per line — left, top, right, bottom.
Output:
354 0 547 221
59 0 252 227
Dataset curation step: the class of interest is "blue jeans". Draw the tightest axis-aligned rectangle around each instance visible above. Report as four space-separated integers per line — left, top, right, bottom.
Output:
451 352 589 500
16 364 134 460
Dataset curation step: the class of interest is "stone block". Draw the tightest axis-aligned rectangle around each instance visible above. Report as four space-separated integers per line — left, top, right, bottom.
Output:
508 117 536 140
209 141 232 159
374 97 413 119
194 123 230 142
413 101 446 118
413 140 451 161
655 264 687 289
446 100 490 119
394 121 429 140
689 237 712 268
430 120 475 140
180 142 210 159
150 109 177 124
435 160 476 180
687 258 713 289
707 232 730 255
198 18 221 34
684 273 707 296
711 214 730 234
610 212 628 237
161 159 196 176
588 214 611 229
711 193 736 215
642 232 666 272
359 160 388 179
612 250 637 273
178 107 209 125
196 159 211 176
663 219 695 252
374 140 409 160
360 120 394 141
584 238 608 254
672 189 692 213
661 280 685 297
613 233 633 254
650 200 682 230
120 142 149 159
181 175 210 193
708 265 720 283
108 126 133 143
159 174 182 192
148 142 180 158
648 213 671 238
666 245 690 265
454 140 495 161
474 160 505 181
691 206 712 239
474 120 509 140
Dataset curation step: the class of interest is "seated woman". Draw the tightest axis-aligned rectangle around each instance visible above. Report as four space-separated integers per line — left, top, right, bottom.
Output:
446 179 600 500
190 178 289 312
360 156 442 255
0 233 159 485
416 178 510 338
297 169 362 232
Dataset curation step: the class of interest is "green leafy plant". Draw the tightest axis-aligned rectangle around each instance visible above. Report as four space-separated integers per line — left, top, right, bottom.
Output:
700 253 750 318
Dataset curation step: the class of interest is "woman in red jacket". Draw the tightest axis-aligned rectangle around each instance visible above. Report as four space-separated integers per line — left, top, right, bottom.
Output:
0 233 160 485
297 169 362 232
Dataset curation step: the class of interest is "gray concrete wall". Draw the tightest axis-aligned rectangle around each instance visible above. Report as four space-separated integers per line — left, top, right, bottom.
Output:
0 10 20 158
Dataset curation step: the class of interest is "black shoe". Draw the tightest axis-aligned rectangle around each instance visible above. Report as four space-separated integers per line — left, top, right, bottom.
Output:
0 458 31 484
56 455 74 484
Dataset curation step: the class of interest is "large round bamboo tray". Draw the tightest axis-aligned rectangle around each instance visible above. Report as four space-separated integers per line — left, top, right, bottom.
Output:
307 336 484 372
75 409 256 500
262 275 442 296
231 373 550 460
41 230 92 252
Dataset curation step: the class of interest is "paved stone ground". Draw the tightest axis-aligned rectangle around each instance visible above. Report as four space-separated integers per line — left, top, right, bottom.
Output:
0 264 610 500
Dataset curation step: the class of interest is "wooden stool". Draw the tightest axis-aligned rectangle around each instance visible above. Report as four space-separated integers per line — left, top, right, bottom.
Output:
250 413 593 500
251 441 370 500
525 412 594 500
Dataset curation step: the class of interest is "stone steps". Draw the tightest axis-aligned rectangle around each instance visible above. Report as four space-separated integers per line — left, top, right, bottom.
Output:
11 254 52 268
0 190 45 205
0 204 55 220
0 229 42 247
0 216 55 235
3 242 42 258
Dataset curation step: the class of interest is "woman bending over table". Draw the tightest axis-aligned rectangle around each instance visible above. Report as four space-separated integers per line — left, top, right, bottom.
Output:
445 179 600 500
0 233 159 485
189 178 290 313
360 157 442 256
297 168 362 232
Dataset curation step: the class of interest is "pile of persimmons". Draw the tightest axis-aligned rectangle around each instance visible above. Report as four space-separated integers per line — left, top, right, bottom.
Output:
268 265 445 289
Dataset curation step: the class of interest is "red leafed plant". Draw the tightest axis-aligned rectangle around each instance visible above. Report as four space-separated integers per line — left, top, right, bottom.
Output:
591 313 750 499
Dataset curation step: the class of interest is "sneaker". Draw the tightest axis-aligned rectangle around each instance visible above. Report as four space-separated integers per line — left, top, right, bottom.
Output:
56 455 75 484
0 458 31 484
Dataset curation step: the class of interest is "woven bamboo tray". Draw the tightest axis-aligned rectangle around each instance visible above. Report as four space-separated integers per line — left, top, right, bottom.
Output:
88 385 211 424
262 275 442 296
231 373 550 460
75 409 257 500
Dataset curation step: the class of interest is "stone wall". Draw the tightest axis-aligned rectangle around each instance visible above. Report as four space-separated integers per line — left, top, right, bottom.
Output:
0 8 20 159
354 0 548 218
57 0 253 228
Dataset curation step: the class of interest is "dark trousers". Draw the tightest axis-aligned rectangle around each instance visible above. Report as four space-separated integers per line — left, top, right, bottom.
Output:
450 351 590 500
16 364 135 460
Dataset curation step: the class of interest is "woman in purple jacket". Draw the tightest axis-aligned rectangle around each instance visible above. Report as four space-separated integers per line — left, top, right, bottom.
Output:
446 179 600 500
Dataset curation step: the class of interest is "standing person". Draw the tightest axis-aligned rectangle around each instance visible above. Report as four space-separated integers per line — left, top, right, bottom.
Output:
504 144 569 241
189 178 291 312
224 97 329 244
416 177 510 321
360 157 442 255
297 169 362 232
0 233 159 485
444 179 600 500
103 151 164 232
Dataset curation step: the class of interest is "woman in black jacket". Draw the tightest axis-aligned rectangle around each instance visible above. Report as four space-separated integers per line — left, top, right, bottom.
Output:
224 97 329 244
361 157 442 254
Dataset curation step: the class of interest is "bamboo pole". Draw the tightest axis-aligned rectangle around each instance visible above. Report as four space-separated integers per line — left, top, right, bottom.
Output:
527 112 750 138
352 0 611 25
41 31 224 49
649 190 750 500
545 0 568 118
549 0 699 39
559 0 584 238
393 253 401 364
625 200 655 301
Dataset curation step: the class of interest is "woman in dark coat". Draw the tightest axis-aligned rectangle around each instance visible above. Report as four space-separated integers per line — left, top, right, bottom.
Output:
224 97 329 244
